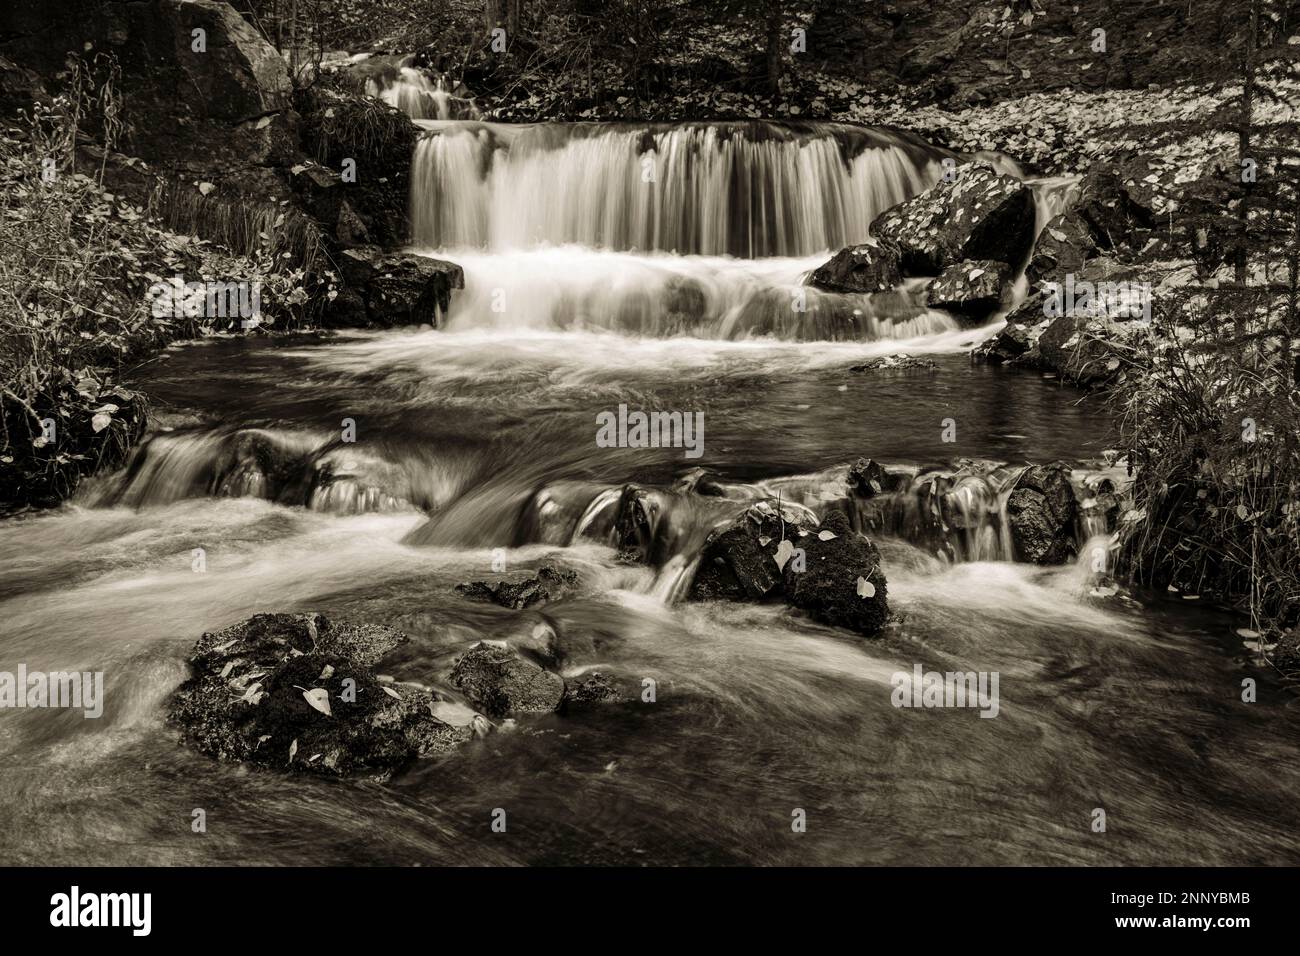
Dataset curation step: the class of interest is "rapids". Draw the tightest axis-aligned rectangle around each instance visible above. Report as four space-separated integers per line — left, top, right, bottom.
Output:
1 104 1296 866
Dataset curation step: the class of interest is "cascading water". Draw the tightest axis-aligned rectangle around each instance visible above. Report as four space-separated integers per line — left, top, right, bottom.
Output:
409 120 938 256
6 88 1297 869
402 118 956 339
365 58 481 121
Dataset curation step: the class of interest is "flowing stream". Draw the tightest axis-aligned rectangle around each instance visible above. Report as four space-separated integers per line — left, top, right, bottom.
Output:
1 111 1297 866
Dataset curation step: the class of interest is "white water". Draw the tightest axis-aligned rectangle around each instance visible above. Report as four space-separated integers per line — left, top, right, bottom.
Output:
409 120 940 257
415 246 960 340
365 63 480 121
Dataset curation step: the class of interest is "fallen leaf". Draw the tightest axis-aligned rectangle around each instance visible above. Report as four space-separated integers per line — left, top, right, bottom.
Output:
774 539 795 570
856 576 876 599
817 529 837 541
302 687 331 716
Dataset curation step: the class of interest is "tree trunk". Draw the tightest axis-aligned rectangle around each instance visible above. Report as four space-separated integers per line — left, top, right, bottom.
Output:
764 0 782 97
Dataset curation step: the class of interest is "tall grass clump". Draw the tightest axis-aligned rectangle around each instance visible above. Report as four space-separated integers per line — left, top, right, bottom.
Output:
1114 286 1300 679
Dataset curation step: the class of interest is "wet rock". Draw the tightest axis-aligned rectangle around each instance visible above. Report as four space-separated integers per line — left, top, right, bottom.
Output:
563 672 623 707
308 445 410 513
807 238 904 293
1007 463 1078 564
925 259 1011 317
689 500 890 637
780 510 890 636
870 163 1036 276
691 519 784 600
1026 212 1096 287
333 245 464 328
671 467 726 496
168 613 473 777
1035 314 1123 388
846 457 889 499
613 484 692 565
449 642 566 718
689 499 817 601
849 354 938 373
455 566 578 610
974 291 1050 365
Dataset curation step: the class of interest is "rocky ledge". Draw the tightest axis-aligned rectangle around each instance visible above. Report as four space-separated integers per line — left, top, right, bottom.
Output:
807 162 1035 324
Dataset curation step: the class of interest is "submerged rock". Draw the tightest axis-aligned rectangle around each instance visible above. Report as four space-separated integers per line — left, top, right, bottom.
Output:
1007 463 1079 564
563 672 623 707
848 354 938 373
455 565 579 610
169 613 474 777
807 238 904 293
450 642 566 717
869 163 1036 276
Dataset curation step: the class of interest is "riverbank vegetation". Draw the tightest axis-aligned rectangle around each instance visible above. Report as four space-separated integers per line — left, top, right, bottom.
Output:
0 56 327 510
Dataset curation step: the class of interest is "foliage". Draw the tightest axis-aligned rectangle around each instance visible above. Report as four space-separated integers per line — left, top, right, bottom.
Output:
1111 0 1300 678
0 54 333 510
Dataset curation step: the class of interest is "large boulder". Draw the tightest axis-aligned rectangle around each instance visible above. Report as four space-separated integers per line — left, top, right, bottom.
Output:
925 259 1011 317
974 291 1051 365
689 499 890 637
1026 211 1096 287
807 238 903 293
169 613 476 777
1034 314 1123 388
780 510 890 635
1006 463 1079 564
1 0 297 177
331 246 464 327
1073 168 1156 254
869 163 1036 276
449 642 566 718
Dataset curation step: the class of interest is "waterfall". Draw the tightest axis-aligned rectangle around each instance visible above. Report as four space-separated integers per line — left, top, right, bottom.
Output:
365 61 481 120
437 249 958 340
409 120 941 257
